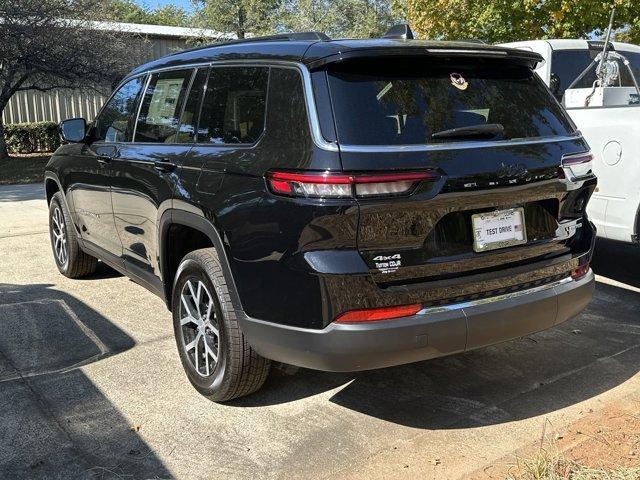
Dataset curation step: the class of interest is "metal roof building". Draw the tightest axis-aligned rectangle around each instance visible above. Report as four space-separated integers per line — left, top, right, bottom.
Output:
2 21 230 125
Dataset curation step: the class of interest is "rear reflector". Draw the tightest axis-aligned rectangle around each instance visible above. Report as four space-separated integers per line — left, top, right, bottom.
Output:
266 171 437 198
561 152 593 180
571 263 590 280
334 303 422 323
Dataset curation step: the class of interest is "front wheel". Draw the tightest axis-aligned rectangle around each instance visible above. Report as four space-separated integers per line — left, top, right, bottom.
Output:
48 192 98 278
171 248 270 402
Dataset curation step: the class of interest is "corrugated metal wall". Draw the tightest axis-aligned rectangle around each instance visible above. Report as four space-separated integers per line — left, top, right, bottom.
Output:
2 90 109 124
2 35 189 125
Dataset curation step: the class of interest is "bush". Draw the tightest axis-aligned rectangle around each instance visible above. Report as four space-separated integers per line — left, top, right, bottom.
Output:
5 122 60 154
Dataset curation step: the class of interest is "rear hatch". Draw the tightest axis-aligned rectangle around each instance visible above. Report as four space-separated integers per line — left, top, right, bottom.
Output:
323 54 589 286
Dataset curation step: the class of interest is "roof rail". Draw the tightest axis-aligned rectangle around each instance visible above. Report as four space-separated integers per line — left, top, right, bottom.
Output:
220 31 331 44
166 31 331 58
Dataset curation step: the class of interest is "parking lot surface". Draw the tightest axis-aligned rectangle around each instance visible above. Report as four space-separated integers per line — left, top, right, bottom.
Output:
1 183 639 479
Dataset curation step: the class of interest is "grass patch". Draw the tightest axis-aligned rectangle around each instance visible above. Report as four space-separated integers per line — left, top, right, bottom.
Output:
508 450 640 480
0 153 51 185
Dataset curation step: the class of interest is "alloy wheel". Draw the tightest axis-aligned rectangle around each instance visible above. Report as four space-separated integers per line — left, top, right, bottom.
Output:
51 207 68 267
179 279 220 377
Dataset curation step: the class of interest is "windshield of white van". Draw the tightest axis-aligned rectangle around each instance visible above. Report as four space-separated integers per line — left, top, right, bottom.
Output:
326 59 575 146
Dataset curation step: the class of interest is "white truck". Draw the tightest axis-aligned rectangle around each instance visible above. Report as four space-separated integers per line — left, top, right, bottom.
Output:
502 39 640 244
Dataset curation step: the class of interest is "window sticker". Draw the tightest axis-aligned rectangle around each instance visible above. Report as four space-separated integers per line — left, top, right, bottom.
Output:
450 73 468 90
147 78 185 126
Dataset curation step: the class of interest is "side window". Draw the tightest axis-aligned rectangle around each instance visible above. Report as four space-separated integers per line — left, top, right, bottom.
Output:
135 69 193 143
619 51 640 90
550 50 594 100
94 77 145 142
198 67 268 144
174 68 208 143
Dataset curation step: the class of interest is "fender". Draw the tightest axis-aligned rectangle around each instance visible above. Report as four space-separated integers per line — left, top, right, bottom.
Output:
43 171 82 244
158 208 243 311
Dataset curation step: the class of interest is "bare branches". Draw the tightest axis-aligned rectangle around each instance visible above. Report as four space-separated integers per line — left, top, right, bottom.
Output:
0 0 141 104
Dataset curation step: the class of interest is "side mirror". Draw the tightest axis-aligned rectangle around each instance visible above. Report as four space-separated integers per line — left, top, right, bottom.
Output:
59 118 87 143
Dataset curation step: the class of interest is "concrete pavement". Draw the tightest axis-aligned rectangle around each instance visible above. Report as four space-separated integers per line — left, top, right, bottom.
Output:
1 183 639 479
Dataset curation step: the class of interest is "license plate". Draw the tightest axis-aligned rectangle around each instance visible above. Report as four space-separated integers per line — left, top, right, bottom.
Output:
472 208 527 252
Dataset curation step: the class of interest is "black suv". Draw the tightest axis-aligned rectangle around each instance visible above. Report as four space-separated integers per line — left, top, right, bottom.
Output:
45 28 597 401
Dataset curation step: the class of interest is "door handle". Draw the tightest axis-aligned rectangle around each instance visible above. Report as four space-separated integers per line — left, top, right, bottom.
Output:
96 154 112 164
154 161 177 173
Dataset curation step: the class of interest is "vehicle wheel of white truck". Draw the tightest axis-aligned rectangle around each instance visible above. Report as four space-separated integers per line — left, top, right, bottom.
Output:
171 248 271 402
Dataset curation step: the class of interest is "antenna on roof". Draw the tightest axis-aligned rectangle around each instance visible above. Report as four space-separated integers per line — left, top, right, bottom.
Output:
596 7 616 82
383 24 414 40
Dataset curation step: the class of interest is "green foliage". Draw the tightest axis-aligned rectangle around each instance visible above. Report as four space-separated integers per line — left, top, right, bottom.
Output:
402 0 640 44
4 122 60 154
279 0 398 38
191 0 398 39
192 0 280 38
103 0 190 27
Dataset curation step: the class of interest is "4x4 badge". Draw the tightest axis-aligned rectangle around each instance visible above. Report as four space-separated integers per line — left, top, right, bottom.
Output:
450 73 468 90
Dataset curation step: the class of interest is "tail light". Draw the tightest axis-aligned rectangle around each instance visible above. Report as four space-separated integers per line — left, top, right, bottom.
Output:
334 303 422 323
560 152 593 180
266 171 437 199
571 263 590 280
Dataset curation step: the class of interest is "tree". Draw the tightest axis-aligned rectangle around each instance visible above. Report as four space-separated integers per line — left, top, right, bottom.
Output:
191 0 280 39
104 0 191 27
400 0 640 43
280 0 398 38
192 0 398 40
0 0 138 160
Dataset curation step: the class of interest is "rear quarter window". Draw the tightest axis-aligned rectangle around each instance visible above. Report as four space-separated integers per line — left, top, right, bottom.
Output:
197 66 268 145
327 58 575 146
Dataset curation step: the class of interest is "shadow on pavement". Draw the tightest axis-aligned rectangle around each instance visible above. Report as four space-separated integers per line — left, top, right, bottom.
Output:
238 243 640 430
0 283 170 479
592 237 640 289
0 183 45 203
75 261 123 281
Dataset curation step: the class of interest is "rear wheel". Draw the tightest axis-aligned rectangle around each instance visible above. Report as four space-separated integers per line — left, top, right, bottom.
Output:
172 248 270 401
48 192 98 278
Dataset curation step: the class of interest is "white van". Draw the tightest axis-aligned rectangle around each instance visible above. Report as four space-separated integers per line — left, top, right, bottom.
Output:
502 39 640 244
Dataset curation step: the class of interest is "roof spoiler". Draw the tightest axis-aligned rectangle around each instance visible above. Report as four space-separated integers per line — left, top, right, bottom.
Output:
383 24 415 40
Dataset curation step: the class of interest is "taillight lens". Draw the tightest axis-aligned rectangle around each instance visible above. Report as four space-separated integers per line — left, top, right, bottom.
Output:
561 152 593 180
571 263 590 280
334 303 422 323
266 171 437 199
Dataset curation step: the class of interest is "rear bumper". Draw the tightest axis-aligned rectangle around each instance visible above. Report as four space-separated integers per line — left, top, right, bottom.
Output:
238 271 595 372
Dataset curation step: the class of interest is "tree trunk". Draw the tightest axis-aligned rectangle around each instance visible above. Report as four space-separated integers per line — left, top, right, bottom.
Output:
0 112 9 161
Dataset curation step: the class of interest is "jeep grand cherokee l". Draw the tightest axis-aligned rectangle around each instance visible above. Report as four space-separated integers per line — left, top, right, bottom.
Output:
45 28 597 401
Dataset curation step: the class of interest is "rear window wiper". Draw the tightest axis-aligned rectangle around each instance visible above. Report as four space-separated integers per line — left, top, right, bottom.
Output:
431 123 504 140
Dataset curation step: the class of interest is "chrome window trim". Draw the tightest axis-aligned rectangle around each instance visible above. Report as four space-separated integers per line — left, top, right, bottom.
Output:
118 59 584 153
120 60 339 152
418 275 574 315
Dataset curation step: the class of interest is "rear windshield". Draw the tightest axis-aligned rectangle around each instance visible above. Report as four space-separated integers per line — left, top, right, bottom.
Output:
326 58 575 146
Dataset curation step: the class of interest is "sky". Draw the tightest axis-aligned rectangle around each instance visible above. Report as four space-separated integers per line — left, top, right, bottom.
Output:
136 0 194 12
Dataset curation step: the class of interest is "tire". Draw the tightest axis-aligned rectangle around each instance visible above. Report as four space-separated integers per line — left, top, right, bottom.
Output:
171 248 270 402
48 192 98 278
